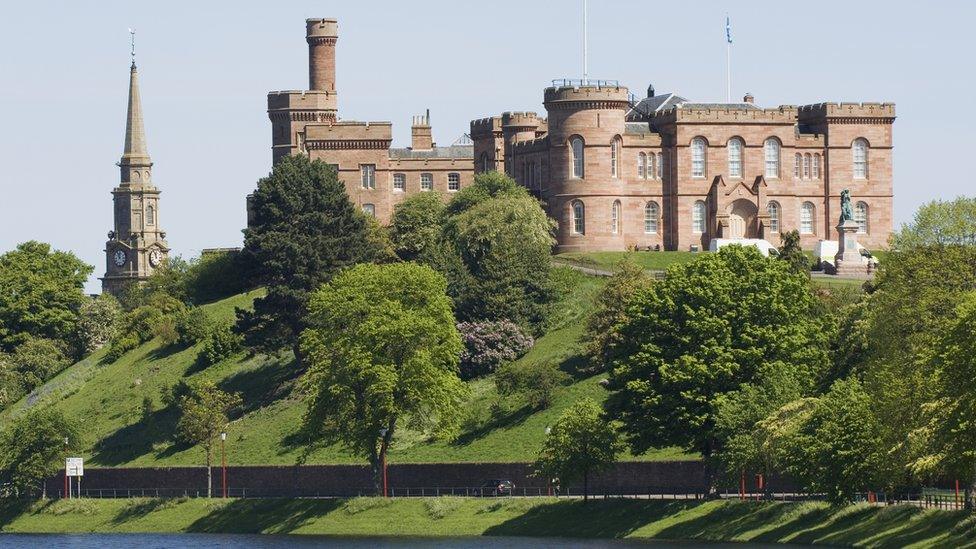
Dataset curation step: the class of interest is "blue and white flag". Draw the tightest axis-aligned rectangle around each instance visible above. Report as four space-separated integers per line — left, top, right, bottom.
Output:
726 16 732 44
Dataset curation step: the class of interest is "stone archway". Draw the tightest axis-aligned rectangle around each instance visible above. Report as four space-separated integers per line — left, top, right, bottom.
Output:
728 199 758 239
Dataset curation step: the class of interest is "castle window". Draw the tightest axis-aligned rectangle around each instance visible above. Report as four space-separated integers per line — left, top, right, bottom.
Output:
800 202 815 234
803 154 811 179
648 153 656 179
637 152 646 179
448 173 461 191
812 154 821 179
794 154 801 179
764 138 781 179
656 153 663 179
421 173 433 191
393 173 406 192
362 203 375 217
480 152 491 173
146 205 155 226
691 137 706 178
611 200 621 234
853 138 869 179
611 136 621 178
644 201 659 234
570 137 584 178
360 164 376 189
693 200 706 233
728 138 743 178
855 201 869 234
572 200 585 235
767 201 780 233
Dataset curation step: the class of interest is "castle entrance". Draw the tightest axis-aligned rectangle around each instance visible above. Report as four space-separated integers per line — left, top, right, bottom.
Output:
728 199 758 239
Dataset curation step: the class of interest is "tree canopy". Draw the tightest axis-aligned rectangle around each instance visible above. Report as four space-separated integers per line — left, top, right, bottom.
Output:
891 196 976 248
0 407 80 497
174 380 241 498
389 192 445 262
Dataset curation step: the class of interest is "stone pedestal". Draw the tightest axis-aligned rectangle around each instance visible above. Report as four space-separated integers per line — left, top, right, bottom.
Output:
834 219 866 276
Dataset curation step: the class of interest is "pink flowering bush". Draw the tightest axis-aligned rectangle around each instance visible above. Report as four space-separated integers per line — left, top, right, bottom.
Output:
457 320 534 379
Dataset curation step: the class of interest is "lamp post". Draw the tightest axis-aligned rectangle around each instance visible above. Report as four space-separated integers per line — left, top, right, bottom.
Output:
220 432 227 499
63 437 69 499
379 428 388 498
544 427 552 496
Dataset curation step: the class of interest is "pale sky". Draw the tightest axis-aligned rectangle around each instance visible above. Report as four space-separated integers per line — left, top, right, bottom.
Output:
1 1 973 292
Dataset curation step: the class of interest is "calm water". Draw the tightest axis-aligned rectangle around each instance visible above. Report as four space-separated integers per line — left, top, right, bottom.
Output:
0 534 801 548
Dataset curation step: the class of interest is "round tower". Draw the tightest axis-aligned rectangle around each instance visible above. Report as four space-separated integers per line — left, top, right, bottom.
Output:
307 18 338 91
501 112 541 175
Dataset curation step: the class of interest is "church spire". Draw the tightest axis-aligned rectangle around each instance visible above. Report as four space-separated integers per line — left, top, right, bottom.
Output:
120 43 150 168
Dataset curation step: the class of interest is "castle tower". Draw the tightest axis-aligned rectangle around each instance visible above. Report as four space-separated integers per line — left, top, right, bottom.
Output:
101 58 169 296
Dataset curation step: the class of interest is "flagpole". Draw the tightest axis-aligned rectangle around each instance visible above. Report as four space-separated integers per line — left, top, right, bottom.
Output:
582 0 588 84
725 15 732 102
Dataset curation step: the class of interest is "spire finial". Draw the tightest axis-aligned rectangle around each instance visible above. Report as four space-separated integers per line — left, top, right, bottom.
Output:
128 28 136 68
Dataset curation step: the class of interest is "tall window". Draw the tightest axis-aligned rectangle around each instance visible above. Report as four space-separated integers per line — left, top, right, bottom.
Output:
855 201 869 234
647 153 656 179
691 137 706 178
360 164 376 189
146 205 155 226
794 153 802 179
812 154 821 179
611 137 621 178
853 138 868 179
800 202 815 234
362 203 375 217
656 152 663 179
448 172 460 191
570 137 584 178
637 152 646 179
728 138 743 178
611 200 621 234
767 201 780 233
393 173 406 191
420 173 433 191
764 139 781 178
572 200 585 234
644 201 659 234
480 152 492 173
692 200 706 233
803 154 811 179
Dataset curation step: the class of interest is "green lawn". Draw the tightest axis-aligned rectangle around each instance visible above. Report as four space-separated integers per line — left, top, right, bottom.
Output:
556 251 698 272
0 267 689 467
0 497 971 547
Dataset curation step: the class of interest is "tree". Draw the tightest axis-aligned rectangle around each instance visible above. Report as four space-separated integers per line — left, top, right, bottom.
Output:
534 398 622 501
892 196 976 248
0 407 80 498
0 241 92 353
174 380 241 498
777 229 810 276
495 361 568 410
10 338 70 393
236 155 376 367
605 246 828 493
582 261 653 373
389 192 445 262
300 262 466 494
120 256 191 309
76 294 122 354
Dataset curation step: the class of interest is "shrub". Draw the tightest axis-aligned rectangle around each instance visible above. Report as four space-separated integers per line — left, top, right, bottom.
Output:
457 320 533 379
106 333 140 362
199 323 243 366
106 293 186 361
175 307 213 347
76 294 122 354
495 361 569 410
184 251 251 305
0 354 24 410
10 338 70 392
423 497 462 519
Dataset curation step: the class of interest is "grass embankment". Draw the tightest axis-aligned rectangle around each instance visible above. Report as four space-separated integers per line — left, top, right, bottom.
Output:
0 267 689 467
1 497 973 547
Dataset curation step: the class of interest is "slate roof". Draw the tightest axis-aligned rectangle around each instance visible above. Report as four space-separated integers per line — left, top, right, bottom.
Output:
676 102 761 110
389 145 474 160
627 92 687 118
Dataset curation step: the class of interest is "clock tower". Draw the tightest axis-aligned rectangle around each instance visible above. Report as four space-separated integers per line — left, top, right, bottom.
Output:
101 54 169 296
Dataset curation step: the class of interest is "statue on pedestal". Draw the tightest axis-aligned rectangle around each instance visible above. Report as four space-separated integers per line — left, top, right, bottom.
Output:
834 189 865 276
839 189 854 223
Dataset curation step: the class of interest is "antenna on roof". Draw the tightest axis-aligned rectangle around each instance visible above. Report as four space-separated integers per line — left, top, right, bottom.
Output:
582 0 588 85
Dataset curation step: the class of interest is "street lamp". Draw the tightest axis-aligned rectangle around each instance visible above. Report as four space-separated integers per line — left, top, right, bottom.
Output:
544 427 552 496
220 432 227 499
379 428 388 498
63 437 69 499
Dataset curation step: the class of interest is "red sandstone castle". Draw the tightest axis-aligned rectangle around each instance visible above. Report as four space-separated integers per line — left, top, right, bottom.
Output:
268 19 894 252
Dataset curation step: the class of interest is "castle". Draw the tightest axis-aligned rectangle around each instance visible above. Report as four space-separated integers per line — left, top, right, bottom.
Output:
271 18 894 252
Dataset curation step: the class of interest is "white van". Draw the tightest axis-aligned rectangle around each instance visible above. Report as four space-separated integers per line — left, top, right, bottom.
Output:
708 238 779 257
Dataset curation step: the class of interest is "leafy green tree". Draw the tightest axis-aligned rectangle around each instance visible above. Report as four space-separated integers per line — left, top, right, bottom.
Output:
442 170 525 219
605 246 828 492
535 398 623 501
777 229 810 275
363 216 398 264
495 360 568 410
0 353 23 410
0 407 80 498
892 196 976 248
76 294 122 354
300 262 466 494
389 192 445 262
120 256 191 309
0 241 92 353
582 261 653 373
174 307 213 347
175 380 242 498
10 338 70 393
236 155 375 367
199 322 243 367
183 251 251 305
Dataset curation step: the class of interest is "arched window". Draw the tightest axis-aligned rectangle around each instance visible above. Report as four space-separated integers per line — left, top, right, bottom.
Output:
855 201 869 234
803 154 811 179
853 138 868 179
794 153 802 179
611 200 621 234
480 152 491 173
767 201 780 233
800 202 815 234
764 138 781 178
146 205 155 226
692 200 706 233
812 154 821 179
570 137 584 178
611 136 621 178
644 201 659 234
572 200 585 234
728 138 743 178
637 152 646 179
656 152 663 179
691 137 706 178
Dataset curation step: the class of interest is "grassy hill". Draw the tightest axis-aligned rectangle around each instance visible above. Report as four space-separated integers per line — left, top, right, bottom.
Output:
0 267 689 467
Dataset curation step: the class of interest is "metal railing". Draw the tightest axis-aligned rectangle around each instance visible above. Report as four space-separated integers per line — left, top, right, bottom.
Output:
550 78 620 89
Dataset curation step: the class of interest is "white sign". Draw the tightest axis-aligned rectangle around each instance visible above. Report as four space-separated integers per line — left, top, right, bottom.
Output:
66 457 84 477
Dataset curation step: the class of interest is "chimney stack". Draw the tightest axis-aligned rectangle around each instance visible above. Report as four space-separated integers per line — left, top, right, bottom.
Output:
743 92 754 104
410 111 433 150
306 18 338 91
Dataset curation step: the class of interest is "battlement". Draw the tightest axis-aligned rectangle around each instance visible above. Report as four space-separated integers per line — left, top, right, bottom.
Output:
305 120 392 142
798 102 896 120
470 116 502 138
267 90 337 112
544 84 631 108
306 18 338 40
657 104 799 125
501 111 542 128
511 136 550 154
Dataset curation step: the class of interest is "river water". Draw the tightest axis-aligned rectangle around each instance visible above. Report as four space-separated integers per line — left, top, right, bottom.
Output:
0 534 800 548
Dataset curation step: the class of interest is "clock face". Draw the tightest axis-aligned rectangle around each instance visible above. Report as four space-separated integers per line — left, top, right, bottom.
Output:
148 249 162 267
113 250 127 267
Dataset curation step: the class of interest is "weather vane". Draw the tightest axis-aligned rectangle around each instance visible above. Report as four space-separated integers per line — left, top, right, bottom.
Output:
128 28 136 66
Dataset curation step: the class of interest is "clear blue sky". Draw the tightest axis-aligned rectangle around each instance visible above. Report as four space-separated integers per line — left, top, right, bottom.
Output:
1 1 973 292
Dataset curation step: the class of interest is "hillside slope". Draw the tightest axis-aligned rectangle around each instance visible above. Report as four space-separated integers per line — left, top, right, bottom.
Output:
0 268 689 467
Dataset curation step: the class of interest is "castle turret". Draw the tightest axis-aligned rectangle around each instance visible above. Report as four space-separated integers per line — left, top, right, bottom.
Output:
501 112 542 175
307 18 338 91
